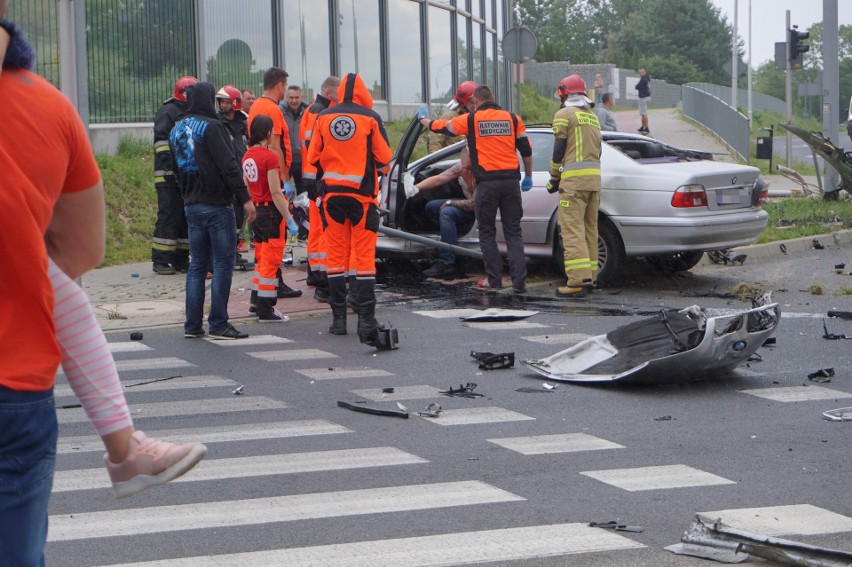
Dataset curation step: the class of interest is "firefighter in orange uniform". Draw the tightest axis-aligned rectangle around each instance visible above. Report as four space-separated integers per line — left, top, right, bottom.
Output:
299 75 340 304
307 73 392 344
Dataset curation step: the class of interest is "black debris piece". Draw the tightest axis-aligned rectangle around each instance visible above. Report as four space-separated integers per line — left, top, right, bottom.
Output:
463 309 537 322
470 350 515 370
762 337 777 346
828 310 852 320
337 400 409 419
723 253 747 266
589 521 644 533
812 239 824 250
654 415 674 421
60 403 82 409
779 243 787 254
382 387 395 394
823 319 849 340
747 353 763 362
440 382 485 398
125 375 181 388
836 263 846 270
681 288 737 300
707 250 727 264
808 368 835 383
129 332 143 341
374 324 399 350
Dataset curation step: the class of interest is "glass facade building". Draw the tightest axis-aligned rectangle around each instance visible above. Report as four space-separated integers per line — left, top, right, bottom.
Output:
9 0 513 124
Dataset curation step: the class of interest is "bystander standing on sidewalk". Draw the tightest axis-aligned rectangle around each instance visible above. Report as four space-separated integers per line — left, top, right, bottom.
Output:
635 68 651 134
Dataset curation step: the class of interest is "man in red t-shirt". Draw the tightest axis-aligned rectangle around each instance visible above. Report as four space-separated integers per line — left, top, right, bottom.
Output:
1 12 105 564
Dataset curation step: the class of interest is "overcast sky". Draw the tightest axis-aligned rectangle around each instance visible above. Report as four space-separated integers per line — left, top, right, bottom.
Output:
709 0 852 67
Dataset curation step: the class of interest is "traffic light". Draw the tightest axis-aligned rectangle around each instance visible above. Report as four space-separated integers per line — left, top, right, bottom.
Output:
789 26 810 69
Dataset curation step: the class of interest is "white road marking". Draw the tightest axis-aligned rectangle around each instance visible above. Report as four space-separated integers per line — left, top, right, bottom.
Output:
247 349 338 361
488 433 625 455
580 464 736 491
521 333 591 345
295 367 394 380
99 522 644 566
57 396 287 424
56 357 195 377
203 334 293 346
464 321 549 330
739 385 852 402
422 407 535 426
57 420 350 454
413 308 481 319
53 447 428 492
48 481 525 541
350 385 443 402
55 375 238 398
106 342 153 353
699 504 852 536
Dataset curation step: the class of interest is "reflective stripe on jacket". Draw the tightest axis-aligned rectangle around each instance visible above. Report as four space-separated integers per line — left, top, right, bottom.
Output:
299 94 333 181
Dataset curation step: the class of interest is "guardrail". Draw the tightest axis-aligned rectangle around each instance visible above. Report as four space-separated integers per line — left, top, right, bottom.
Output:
682 85 750 162
685 83 786 115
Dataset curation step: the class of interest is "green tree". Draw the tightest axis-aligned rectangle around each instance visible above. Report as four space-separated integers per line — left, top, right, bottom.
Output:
602 0 736 84
801 23 852 120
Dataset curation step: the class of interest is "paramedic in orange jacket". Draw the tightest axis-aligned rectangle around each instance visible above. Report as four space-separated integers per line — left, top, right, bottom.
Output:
307 73 392 344
422 85 533 293
300 75 340 304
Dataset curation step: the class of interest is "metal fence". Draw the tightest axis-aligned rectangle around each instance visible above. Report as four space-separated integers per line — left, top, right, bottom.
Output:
686 83 786 115
682 86 750 162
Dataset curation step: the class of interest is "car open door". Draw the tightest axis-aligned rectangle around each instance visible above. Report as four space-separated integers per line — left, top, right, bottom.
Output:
379 114 423 229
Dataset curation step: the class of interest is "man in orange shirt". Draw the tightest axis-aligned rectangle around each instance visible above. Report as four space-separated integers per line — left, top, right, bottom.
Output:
1 11 105 563
307 73 392 344
247 66 301 298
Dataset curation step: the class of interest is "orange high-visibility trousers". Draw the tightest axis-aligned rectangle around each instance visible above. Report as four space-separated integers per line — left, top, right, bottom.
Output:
251 205 287 301
306 198 327 276
321 193 379 278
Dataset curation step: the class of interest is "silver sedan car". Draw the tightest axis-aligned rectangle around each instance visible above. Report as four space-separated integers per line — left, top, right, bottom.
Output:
377 120 769 285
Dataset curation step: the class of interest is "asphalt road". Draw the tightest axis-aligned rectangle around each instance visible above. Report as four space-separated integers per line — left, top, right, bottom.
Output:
47 244 852 566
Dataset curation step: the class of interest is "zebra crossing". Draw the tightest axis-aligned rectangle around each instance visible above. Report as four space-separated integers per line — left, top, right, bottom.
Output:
48 317 852 566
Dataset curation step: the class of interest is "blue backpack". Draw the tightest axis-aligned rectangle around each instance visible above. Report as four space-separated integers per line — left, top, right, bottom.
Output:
170 117 208 175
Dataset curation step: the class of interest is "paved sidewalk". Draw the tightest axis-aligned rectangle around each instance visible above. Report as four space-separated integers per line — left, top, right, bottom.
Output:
85 108 836 333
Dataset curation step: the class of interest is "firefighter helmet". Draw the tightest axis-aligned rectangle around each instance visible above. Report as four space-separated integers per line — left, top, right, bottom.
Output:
173 76 199 102
454 81 478 106
216 85 242 111
556 74 587 101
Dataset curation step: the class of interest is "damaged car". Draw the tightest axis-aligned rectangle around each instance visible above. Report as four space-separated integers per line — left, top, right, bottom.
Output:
522 300 779 385
377 118 769 286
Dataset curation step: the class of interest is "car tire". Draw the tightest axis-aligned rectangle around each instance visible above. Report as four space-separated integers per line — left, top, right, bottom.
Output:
646 251 704 274
552 215 625 288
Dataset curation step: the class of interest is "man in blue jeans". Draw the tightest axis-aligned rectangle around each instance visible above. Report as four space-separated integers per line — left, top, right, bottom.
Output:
170 82 256 339
416 147 477 279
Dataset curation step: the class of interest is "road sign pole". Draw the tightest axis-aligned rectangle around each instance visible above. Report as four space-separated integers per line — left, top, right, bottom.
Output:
785 10 793 167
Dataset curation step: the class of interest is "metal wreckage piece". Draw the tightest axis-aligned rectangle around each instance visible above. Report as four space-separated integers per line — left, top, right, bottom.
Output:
523 300 780 385
471 350 515 370
779 122 852 194
665 514 852 566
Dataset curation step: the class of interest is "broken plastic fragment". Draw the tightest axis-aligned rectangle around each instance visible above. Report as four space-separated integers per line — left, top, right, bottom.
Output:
440 382 485 398
129 332 143 341
807 368 834 383
470 350 515 370
462 309 539 322
828 310 852 320
823 407 852 421
337 400 409 419
812 239 824 250
232 385 244 395
417 402 443 417
823 319 849 340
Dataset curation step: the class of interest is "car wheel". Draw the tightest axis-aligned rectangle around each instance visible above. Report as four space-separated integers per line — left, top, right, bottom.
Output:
551 215 625 287
646 251 705 274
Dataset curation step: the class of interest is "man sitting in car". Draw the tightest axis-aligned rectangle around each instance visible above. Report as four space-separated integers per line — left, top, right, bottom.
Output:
413 147 476 278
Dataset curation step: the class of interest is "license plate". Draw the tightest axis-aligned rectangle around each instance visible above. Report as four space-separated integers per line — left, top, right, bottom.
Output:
716 188 747 205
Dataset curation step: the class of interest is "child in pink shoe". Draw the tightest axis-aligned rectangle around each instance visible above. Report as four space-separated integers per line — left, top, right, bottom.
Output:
50 258 207 498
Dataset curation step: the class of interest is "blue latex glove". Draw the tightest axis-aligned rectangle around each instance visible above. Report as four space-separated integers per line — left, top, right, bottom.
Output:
417 105 428 120
521 175 533 192
286 217 299 235
283 180 296 201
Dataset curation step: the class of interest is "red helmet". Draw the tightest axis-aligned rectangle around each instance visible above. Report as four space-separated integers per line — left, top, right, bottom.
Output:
215 85 243 111
557 74 587 101
454 81 478 106
173 76 199 102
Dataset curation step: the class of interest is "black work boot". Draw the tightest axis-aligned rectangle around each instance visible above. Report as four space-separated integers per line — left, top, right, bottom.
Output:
249 290 258 314
346 275 358 312
314 272 330 303
354 278 380 346
328 275 348 335
305 263 320 287
277 268 303 298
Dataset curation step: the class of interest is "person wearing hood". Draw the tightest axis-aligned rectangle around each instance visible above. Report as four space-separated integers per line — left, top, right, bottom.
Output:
546 73 602 298
428 80 477 153
170 82 256 340
307 73 392 345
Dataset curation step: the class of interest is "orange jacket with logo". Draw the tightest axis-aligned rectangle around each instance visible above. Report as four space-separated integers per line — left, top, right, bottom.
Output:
299 93 334 181
430 101 532 182
307 73 392 198
247 96 292 172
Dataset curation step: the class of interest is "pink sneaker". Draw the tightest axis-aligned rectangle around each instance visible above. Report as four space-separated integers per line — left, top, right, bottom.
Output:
104 431 207 499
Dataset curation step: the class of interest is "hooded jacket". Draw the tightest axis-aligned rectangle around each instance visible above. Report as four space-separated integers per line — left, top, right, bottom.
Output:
307 73 392 198
169 82 250 207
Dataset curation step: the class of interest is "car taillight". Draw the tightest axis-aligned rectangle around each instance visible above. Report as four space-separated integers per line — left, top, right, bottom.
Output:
671 185 707 208
753 179 769 206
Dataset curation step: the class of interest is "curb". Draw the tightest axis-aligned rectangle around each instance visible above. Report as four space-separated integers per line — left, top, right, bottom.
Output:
697 229 851 266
